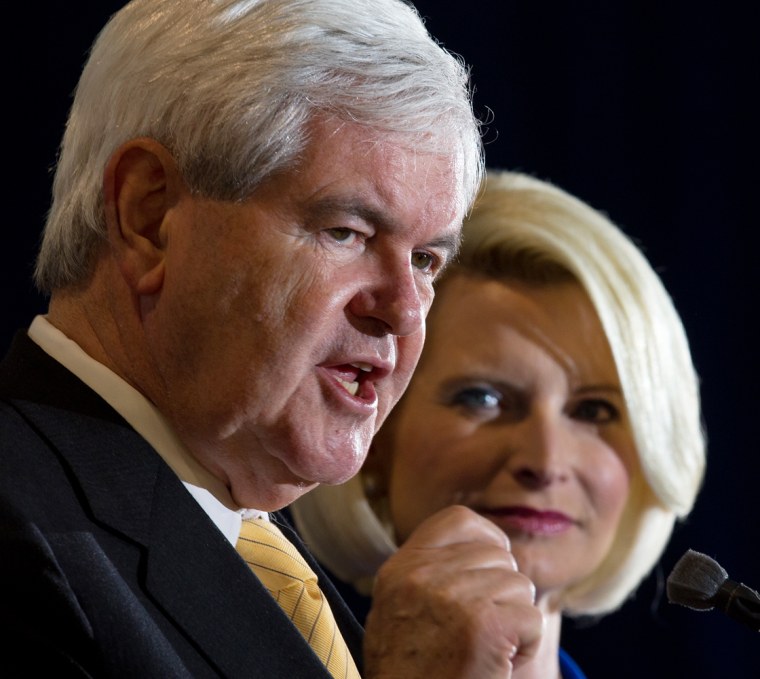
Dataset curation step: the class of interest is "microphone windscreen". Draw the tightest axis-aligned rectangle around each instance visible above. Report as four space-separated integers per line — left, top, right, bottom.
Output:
666 549 728 610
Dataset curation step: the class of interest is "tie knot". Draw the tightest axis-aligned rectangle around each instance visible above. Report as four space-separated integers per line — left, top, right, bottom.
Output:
237 518 317 591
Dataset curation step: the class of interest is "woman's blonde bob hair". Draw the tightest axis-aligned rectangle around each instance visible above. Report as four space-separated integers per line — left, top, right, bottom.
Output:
453 170 705 614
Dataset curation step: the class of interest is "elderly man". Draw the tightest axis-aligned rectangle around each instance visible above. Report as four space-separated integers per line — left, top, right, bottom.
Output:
0 1 541 676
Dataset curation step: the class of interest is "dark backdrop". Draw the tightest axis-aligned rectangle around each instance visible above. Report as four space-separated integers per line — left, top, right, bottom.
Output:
4 2 758 677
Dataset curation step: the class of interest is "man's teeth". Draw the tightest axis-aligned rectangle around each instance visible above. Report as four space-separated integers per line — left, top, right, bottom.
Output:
337 378 359 396
335 363 372 396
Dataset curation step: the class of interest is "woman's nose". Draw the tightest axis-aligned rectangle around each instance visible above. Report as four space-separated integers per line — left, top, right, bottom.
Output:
505 414 571 489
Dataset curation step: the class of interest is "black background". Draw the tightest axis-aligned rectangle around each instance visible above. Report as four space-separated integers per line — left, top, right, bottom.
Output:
4 2 758 676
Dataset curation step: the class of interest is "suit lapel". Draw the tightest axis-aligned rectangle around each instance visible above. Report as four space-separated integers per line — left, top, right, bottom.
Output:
145 466 334 677
3 334 351 676
13 397 335 676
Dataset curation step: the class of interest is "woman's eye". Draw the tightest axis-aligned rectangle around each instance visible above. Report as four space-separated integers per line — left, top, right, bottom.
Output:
450 387 502 411
326 228 358 244
411 250 436 272
571 399 619 424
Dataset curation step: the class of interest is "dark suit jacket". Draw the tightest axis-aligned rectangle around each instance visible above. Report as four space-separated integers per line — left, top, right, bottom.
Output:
0 331 364 677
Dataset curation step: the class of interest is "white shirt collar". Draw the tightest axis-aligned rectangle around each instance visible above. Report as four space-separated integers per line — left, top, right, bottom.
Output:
27 315 269 544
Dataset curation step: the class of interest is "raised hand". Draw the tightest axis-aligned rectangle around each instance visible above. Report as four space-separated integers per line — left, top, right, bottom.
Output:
363 504 543 679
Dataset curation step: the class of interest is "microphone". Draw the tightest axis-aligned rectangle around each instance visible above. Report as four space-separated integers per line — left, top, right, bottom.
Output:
666 549 760 632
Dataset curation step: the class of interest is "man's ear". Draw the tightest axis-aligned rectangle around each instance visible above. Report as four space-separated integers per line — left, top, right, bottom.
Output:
103 138 181 295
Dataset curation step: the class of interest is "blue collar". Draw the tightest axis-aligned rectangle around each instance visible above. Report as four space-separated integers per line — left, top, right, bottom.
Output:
559 648 587 679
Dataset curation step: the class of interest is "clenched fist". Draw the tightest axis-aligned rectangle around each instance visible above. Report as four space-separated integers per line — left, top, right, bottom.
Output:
363 505 543 678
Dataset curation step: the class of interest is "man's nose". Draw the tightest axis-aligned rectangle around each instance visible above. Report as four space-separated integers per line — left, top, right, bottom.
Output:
347 262 427 337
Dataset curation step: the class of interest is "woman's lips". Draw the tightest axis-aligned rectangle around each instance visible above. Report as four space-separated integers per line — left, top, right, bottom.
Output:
484 506 575 536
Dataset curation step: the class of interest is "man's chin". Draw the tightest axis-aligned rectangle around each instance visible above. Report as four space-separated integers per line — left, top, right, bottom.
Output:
231 478 321 513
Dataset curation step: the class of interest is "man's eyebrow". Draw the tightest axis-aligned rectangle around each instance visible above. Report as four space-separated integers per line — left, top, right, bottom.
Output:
307 197 385 224
308 197 462 257
426 232 462 264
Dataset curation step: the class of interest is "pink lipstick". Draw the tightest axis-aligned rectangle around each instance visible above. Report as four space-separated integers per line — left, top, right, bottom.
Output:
485 506 574 536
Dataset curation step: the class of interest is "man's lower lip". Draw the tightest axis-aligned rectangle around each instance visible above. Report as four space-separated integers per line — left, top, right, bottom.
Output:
320 369 378 410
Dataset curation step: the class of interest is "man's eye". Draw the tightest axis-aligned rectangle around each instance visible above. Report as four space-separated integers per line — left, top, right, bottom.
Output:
411 251 435 271
571 399 619 424
326 228 358 244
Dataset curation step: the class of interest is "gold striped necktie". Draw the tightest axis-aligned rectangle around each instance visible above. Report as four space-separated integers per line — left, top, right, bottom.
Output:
236 518 361 679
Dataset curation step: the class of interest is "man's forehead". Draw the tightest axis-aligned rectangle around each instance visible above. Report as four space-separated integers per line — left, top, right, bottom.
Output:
305 114 466 192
